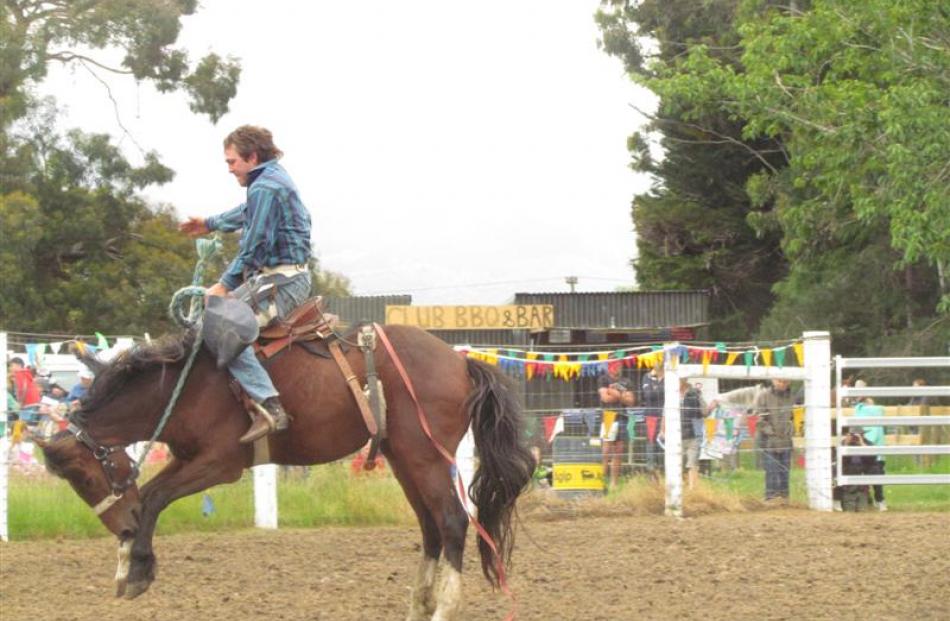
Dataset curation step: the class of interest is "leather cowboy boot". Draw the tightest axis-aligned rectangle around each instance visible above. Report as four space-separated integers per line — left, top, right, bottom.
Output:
239 397 290 444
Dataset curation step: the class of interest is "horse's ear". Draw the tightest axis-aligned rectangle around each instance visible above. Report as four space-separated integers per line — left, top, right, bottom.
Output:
69 340 107 375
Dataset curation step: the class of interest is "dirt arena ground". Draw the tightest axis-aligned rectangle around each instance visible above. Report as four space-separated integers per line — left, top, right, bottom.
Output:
2 510 948 620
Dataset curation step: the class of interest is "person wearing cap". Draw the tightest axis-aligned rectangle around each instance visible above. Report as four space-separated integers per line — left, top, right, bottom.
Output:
45 382 69 403
179 125 312 444
67 367 95 410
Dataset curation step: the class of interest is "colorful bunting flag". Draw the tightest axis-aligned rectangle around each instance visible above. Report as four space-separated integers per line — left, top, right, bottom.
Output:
774 347 786 368
793 407 804 436
746 414 759 437
793 342 804 366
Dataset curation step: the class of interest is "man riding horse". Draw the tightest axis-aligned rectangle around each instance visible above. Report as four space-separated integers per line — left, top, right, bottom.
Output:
179 125 312 444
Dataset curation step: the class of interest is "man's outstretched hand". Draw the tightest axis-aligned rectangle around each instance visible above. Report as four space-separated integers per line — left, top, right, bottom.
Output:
179 216 209 238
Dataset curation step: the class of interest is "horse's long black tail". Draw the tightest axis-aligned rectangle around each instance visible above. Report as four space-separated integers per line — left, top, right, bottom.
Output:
465 358 534 588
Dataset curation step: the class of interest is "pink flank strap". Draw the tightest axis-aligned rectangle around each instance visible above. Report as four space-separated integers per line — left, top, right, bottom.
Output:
373 324 517 620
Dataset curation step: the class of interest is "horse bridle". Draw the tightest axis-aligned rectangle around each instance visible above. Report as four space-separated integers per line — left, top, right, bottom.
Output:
67 422 140 516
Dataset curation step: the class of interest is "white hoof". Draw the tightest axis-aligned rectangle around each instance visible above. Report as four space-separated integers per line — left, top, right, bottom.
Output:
114 539 132 597
406 557 439 621
430 566 462 621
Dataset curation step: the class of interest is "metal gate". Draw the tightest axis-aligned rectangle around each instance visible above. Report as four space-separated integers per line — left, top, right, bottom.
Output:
835 356 950 486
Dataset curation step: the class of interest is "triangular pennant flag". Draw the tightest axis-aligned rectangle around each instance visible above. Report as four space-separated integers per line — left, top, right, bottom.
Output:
761 348 773 367
544 415 563 443
646 415 659 443
793 407 804 436
774 347 786 368
702 350 711 376
724 417 735 440
746 414 759 437
95 332 109 350
26 343 39 366
726 352 739 366
49 341 64 354
526 352 539 380
793 342 804 366
601 411 616 440
704 417 717 440
716 342 727 354
744 350 754 369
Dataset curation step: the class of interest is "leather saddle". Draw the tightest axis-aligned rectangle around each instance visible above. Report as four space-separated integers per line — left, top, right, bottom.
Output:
253 296 339 359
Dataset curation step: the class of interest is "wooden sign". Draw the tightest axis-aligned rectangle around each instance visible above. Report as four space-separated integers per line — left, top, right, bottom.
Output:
385 304 555 330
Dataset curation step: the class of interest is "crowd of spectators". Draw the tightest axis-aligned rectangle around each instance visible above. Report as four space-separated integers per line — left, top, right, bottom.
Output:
5 356 93 440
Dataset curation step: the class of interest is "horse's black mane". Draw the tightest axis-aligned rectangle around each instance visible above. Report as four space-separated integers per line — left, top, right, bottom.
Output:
76 330 198 423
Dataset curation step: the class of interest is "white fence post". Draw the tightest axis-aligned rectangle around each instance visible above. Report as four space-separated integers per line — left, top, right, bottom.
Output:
663 343 683 517
456 425 476 501
803 331 833 511
253 464 278 529
1 331 7 541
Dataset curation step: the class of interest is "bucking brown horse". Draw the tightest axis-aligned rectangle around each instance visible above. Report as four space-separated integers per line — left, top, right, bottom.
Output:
38 324 534 621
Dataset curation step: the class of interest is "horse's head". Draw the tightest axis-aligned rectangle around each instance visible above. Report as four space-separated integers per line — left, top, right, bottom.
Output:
38 431 141 539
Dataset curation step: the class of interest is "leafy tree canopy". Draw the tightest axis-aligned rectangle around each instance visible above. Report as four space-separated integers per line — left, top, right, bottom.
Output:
1 0 240 127
647 0 949 312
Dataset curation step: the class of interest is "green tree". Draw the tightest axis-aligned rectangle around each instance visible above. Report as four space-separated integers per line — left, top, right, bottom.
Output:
602 0 948 353
1 0 240 128
309 258 352 297
597 0 787 337
0 1 247 335
0 124 196 333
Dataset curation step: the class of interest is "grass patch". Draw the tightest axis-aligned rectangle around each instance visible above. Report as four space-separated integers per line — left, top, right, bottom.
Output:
7 462 414 540
7 454 947 540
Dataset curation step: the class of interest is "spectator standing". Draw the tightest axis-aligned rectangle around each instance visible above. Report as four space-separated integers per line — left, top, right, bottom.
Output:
598 364 635 490
680 379 707 489
854 397 888 511
9 357 41 424
754 378 795 501
640 365 665 474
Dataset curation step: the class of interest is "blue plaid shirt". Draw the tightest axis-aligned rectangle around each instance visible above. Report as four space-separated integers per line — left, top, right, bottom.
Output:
206 159 312 291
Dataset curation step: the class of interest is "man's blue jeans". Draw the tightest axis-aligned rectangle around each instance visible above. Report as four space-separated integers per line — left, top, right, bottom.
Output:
764 448 791 500
227 271 311 402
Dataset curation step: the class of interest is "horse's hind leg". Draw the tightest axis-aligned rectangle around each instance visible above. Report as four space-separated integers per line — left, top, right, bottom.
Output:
386 451 442 620
389 447 470 621
430 495 468 621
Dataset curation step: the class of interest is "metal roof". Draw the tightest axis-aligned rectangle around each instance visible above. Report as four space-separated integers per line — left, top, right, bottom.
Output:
322 295 410 326
513 290 709 329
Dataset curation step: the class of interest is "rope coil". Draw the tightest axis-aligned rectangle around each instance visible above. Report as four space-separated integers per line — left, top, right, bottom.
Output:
137 235 221 470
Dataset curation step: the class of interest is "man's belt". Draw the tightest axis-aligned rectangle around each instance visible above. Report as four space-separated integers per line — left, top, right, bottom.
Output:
259 263 308 277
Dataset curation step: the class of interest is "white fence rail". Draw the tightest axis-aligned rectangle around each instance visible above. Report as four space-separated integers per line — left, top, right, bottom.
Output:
835 355 950 487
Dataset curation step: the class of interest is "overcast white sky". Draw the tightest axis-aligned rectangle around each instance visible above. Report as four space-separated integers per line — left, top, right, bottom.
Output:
41 0 656 304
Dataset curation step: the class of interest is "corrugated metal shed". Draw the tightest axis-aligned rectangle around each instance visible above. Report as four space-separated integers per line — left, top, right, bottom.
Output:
429 329 531 347
513 290 708 329
322 295 410 326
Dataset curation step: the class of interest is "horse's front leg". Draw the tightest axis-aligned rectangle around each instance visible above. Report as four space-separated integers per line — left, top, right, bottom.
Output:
121 454 243 599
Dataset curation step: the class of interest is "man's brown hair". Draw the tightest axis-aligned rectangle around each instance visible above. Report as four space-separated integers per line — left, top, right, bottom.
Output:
224 125 283 163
